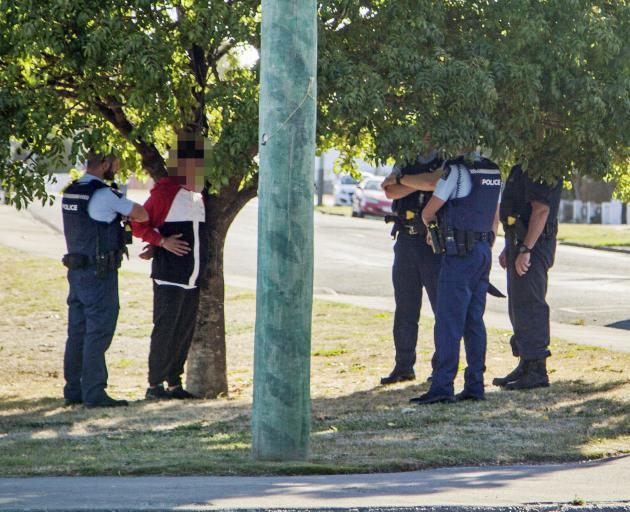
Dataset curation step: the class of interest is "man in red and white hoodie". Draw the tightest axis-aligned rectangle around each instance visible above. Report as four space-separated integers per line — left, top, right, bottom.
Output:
132 137 209 400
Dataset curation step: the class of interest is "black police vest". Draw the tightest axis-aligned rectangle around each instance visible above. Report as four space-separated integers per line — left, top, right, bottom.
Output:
62 179 124 257
500 164 562 227
392 156 444 218
440 157 502 233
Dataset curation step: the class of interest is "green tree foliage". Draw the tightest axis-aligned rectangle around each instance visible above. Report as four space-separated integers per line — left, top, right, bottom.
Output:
0 0 262 396
319 0 630 195
1 1 629 396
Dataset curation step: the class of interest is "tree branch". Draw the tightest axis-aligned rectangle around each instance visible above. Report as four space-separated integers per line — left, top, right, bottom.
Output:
94 99 167 180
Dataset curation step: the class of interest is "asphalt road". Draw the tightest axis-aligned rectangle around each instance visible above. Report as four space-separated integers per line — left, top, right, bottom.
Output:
225 199 630 331
22 192 630 331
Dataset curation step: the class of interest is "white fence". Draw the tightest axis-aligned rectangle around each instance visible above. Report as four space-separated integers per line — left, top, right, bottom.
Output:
559 199 629 224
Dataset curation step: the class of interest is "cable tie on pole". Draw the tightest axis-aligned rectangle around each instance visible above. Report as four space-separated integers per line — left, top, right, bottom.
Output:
261 77 315 146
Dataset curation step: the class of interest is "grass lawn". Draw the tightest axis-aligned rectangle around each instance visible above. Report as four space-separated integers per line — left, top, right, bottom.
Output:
315 204 352 217
319 208 630 249
0 246 628 476
556 223 630 248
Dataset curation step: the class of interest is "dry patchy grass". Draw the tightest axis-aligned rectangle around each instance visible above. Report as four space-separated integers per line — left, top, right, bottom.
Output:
0 246 628 476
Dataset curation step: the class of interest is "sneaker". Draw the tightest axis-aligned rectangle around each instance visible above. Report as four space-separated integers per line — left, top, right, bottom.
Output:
145 384 172 400
167 386 197 400
84 394 129 408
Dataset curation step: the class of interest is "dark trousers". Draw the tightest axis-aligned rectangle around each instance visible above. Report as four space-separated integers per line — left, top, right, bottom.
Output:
64 267 119 405
392 233 441 374
149 283 200 387
507 236 556 360
430 242 491 397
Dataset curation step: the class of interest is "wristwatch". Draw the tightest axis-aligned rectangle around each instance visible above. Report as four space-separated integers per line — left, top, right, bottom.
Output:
517 244 531 254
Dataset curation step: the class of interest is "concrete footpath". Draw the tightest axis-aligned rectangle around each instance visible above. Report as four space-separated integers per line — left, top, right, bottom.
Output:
1 457 629 510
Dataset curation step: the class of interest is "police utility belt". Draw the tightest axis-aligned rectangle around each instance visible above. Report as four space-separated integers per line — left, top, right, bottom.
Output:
385 210 426 238
62 251 123 278
428 222 494 256
502 214 557 244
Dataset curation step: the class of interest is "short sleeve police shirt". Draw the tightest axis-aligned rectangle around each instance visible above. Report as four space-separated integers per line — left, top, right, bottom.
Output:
504 165 562 221
80 174 134 222
433 163 473 201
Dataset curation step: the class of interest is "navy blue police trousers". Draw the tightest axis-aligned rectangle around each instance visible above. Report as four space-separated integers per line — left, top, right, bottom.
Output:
64 267 119 405
507 236 556 360
392 232 441 375
429 242 491 398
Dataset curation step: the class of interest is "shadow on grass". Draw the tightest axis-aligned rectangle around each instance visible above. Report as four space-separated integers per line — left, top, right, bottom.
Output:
0 378 628 476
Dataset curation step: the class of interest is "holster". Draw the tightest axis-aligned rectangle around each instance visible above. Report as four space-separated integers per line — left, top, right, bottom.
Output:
95 251 123 278
385 214 400 239
444 229 494 256
428 222 445 254
62 254 89 270
123 221 133 245
444 228 457 256
455 230 468 257
503 215 556 247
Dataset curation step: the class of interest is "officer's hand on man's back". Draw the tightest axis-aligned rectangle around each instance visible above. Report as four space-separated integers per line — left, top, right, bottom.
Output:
128 203 149 223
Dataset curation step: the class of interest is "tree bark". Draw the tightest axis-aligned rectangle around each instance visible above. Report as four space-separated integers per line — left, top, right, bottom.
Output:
186 177 258 398
186 211 229 398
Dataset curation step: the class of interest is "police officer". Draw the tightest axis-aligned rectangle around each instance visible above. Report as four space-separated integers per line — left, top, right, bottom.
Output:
386 151 502 404
380 152 443 385
494 164 562 390
61 152 148 408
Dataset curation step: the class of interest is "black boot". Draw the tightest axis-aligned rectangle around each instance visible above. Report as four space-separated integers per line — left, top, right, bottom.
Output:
504 359 550 390
145 384 172 400
380 370 415 385
492 358 525 387
85 394 129 408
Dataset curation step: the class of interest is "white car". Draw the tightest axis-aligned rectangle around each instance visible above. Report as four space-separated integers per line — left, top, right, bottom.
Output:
333 174 359 206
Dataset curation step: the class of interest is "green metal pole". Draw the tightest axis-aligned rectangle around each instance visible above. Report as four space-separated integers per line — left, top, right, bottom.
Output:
252 0 317 461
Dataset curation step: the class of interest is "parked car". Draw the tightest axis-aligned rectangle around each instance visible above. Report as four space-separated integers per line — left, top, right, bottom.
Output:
333 174 359 206
351 177 393 217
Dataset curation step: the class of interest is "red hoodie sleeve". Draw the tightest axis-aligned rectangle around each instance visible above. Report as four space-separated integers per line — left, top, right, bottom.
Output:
131 182 177 246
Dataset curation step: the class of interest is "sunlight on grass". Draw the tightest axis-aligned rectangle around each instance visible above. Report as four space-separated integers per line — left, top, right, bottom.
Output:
0 245 628 476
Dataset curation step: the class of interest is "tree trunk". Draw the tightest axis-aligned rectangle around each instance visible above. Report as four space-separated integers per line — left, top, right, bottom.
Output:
185 179 258 398
186 212 229 398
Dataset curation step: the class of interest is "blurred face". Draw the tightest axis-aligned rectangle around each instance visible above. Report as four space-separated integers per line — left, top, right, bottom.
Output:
180 157 205 192
167 152 205 192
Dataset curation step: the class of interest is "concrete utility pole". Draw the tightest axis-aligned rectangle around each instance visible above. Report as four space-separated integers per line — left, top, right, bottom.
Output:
252 0 317 461
317 155 325 207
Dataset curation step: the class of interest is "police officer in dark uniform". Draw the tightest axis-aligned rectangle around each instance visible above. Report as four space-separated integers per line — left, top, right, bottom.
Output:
380 152 443 385
494 164 562 390
386 151 502 404
61 153 148 407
